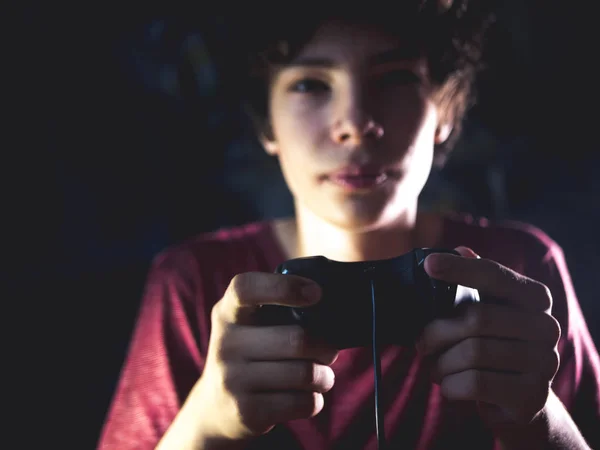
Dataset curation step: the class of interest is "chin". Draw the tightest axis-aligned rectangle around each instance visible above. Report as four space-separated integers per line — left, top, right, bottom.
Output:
324 194 421 233
326 217 381 233
318 203 395 233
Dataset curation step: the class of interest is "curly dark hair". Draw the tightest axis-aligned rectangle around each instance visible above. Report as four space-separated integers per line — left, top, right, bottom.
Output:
240 0 495 163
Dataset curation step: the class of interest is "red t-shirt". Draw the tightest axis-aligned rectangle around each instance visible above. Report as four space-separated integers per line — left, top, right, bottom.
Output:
97 214 600 449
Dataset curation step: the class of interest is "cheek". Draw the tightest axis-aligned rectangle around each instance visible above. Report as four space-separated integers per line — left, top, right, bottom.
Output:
272 100 329 157
378 87 430 141
400 102 438 181
378 89 438 190
268 101 324 193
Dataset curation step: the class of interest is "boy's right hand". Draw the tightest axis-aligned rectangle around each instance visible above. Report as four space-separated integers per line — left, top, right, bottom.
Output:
191 272 339 446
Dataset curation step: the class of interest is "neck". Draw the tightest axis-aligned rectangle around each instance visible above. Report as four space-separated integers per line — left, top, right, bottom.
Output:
274 203 442 263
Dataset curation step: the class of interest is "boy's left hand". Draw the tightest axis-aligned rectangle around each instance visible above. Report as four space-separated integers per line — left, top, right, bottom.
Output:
417 247 562 428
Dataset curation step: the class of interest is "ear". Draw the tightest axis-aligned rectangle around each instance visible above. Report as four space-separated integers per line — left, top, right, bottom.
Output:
434 122 453 145
260 134 280 156
259 122 280 156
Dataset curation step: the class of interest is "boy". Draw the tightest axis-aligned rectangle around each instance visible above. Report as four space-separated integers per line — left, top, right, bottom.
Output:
98 2 600 448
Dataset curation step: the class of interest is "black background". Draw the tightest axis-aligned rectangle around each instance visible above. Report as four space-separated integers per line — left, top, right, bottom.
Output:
9 3 599 447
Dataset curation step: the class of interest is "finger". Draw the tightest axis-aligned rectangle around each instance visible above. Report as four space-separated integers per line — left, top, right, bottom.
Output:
424 253 552 313
239 391 324 433
229 361 335 393
220 324 339 365
440 370 549 423
431 337 560 384
417 303 561 356
216 272 321 324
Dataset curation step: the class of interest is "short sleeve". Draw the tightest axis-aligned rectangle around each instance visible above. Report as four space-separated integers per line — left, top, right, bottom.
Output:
528 242 600 447
96 251 207 450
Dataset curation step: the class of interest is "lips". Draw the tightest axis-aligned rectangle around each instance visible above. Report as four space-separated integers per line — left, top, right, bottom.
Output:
327 165 394 190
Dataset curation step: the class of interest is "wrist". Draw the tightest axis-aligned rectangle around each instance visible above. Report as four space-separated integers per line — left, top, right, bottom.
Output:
157 403 249 450
156 380 250 450
494 390 590 450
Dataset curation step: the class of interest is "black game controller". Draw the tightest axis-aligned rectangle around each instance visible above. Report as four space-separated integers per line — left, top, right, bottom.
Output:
260 248 480 349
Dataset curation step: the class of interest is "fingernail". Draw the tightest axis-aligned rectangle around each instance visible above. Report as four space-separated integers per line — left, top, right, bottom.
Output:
301 283 321 303
456 246 481 259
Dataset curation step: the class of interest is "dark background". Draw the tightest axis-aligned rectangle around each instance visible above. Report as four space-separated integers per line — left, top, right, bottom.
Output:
10 3 599 448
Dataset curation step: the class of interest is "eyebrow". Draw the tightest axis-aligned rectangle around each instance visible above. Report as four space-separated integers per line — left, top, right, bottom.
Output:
287 46 421 69
368 47 421 65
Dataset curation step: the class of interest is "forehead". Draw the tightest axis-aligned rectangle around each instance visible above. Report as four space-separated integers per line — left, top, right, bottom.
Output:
290 20 419 67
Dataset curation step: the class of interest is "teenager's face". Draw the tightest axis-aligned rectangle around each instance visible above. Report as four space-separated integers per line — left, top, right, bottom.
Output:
264 20 450 231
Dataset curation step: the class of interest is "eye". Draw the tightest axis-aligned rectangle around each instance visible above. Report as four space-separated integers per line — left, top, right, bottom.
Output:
289 78 330 93
376 70 421 86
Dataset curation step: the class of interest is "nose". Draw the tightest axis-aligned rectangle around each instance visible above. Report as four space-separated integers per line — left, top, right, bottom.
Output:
330 99 384 146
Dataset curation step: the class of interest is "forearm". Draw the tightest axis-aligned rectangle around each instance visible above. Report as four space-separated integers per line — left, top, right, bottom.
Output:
495 390 590 450
156 417 242 450
157 424 246 450
156 383 248 450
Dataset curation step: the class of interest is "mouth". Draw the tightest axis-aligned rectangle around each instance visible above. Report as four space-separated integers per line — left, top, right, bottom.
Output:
325 165 398 191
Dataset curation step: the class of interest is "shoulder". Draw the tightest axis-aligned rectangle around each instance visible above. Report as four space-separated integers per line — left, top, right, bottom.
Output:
134 220 283 323
442 212 563 275
443 212 581 341
148 220 283 284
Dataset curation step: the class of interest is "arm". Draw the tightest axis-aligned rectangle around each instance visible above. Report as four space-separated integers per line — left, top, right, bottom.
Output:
494 390 590 450
97 252 206 450
420 241 599 450
498 242 600 449
97 250 333 450
155 380 248 450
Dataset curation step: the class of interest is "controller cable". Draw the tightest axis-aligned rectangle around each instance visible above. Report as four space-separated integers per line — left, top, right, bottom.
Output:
370 279 386 450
